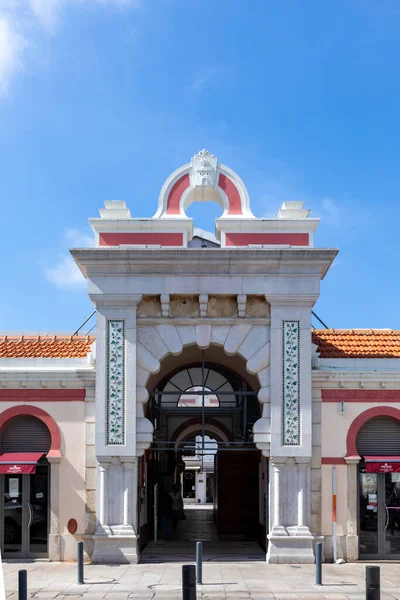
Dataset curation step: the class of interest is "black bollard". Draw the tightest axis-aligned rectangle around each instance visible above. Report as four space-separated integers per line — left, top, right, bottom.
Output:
196 541 203 584
182 564 196 600
366 566 380 600
18 569 27 600
77 541 84 585
315 541 322 585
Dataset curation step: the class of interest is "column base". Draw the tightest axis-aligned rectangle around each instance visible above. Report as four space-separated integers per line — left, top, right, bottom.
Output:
266 533 315 564
92 528 139 564
48 533 61 561
346 534 358 562
286 525 314 538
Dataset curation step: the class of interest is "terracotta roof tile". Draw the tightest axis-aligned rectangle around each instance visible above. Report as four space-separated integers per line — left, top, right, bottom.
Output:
312 329 400 359
0 336 95 359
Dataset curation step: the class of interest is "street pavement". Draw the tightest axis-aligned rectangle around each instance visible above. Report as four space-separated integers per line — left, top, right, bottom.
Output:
2 560 400 600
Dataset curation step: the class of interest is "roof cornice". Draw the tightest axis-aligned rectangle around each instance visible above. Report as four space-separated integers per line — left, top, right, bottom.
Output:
71 247 338 280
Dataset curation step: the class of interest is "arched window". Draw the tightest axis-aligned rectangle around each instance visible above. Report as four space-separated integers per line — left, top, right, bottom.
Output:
160 366 236 408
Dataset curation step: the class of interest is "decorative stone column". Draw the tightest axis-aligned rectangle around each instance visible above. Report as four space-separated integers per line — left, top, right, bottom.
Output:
270 458 287 536
345 457 360 561
48 456 61 561
91 295 142 564
266 299 316 563
121 458 138 531
97 459 110 532
292 458 313 538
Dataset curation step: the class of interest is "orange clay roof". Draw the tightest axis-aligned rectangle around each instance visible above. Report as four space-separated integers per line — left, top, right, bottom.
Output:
0 331 399 360
0 336 94 359
313 330 400 359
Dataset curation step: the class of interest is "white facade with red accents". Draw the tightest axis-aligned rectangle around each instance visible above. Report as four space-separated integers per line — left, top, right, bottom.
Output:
2 150 400 566
90 149 319 250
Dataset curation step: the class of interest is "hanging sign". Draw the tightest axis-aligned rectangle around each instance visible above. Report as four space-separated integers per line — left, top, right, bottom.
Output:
366 461 400 473
8 478 19 498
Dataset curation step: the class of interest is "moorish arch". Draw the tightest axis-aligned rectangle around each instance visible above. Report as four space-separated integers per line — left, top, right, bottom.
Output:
135 323 271 457
346 406 400 459
154 149 254 219
0 405 62 458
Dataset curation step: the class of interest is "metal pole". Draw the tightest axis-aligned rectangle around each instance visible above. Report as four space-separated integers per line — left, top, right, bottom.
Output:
332 466 337 563
315 541 322 585
154 483 159 543
196 541 203 584
77 541 84 585
366 566 380 600
18 569 27 600
201 351 205 472
182 565 196 600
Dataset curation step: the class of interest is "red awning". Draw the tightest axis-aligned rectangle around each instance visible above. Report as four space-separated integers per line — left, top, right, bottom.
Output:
0 452 44 474
365 456 400 473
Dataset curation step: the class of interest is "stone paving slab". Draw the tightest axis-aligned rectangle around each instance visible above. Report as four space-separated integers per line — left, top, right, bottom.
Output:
2 561 399 599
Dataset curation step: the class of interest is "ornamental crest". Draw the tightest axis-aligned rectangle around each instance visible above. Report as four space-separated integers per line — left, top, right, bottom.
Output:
192 149 218 187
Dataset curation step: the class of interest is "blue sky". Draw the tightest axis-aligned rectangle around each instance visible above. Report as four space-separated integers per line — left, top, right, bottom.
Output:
1 0 399 332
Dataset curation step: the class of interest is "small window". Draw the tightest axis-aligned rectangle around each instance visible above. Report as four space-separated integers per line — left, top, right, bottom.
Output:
178 386 219 408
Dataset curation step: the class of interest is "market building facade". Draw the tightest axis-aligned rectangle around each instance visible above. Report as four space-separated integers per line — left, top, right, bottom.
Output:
1 151 400 564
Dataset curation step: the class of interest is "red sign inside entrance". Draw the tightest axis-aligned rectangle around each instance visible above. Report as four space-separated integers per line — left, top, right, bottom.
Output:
365 456 400 473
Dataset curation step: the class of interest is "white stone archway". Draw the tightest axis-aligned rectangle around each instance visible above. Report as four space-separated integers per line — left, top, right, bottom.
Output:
135 322 271 457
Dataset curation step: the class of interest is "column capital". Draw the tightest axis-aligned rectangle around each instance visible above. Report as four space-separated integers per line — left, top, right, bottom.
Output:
270 456 287 466
121 457 138 468
267 295 318 309
90 294 143 309
295 457 311 466
345 456 360 465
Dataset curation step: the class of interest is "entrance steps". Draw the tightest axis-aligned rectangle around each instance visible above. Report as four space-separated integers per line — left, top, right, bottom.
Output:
141 540 265 562
174 505 217 542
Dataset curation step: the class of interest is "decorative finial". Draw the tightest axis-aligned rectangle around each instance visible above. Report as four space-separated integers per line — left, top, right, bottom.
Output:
192 149 218 187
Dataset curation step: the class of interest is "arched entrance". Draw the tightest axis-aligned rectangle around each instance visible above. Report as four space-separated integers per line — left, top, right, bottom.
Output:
0 410 55 559
356 412 400 559
141 351 267 561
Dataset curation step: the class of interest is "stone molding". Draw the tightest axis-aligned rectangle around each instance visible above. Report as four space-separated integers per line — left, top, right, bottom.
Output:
135 321 271 455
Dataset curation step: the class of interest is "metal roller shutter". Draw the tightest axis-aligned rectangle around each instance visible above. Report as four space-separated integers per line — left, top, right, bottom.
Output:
356 416 400 456
0 415 51 453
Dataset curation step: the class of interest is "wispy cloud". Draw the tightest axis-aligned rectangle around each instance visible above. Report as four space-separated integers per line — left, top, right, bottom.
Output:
0 0 140 94
188 66 229 93
320 197 341 225
45 227 94 291
0 14 26 95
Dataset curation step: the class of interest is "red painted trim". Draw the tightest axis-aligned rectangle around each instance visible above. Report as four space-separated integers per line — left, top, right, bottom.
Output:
321 457 346 465
218 174 243 215
322 389 400 402
99 232 184 247
346 406 400 459
225 232 310 247
0 405 62 457
0 389 85 402
165 174 191 215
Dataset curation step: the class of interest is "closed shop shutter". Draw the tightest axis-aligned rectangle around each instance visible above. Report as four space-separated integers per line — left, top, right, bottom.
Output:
0 415 51 453
356 416 400 456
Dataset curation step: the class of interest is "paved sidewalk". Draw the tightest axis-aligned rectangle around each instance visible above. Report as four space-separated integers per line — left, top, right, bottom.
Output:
2 560 399 600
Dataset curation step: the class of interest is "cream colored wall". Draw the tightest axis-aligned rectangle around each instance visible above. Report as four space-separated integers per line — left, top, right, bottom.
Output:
317 383 400 559
0 400 86 560
321 464 347 535
322 401 400 457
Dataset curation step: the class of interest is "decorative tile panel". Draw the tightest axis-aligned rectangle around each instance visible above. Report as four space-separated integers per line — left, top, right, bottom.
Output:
107 320 125 445
282 320 300 445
